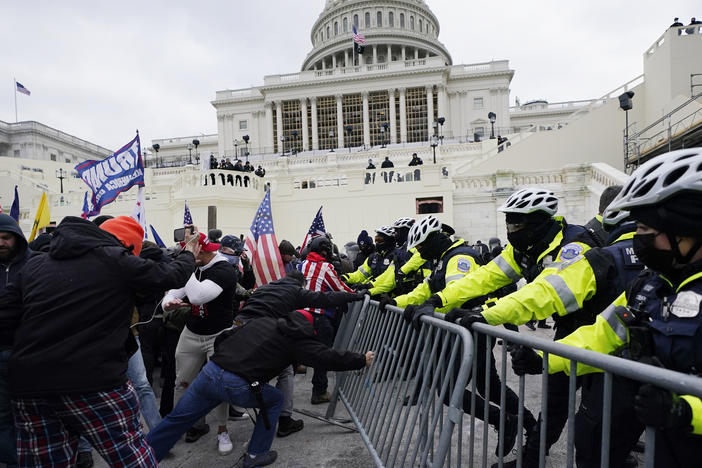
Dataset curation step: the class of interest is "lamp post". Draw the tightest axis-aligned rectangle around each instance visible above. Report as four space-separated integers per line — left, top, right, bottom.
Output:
329 130 335 152
381 122 389 148
618 91 635 168
437 117 445 144
152 143 160 168
430 135 438 164
242 134 250 162
192 139 200 164
55 168 66 194
186 143 193 164
233 139 239 160
488 112 496 139
345 125 353 153
280 136 287 156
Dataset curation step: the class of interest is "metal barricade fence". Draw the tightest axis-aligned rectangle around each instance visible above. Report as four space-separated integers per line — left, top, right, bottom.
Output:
468 322 702 468
326 298 474 467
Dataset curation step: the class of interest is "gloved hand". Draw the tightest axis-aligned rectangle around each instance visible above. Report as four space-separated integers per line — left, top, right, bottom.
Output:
348 292 366 302
378 294 396 313
457 309 487 330
444 307 470 324
634 384 692 430
395 269 406 284
510 345 543 375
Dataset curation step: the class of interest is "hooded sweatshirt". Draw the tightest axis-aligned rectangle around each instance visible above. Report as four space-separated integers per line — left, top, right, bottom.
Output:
0 214 33 349
0 216 196 396
211 312 366 383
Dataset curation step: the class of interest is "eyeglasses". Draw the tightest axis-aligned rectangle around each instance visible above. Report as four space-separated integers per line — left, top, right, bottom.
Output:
506 222 527 233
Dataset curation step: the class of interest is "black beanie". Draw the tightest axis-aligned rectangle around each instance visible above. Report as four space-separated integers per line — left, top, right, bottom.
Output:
630 192 702 237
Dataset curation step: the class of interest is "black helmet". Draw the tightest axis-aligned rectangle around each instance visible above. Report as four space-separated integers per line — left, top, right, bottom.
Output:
309 235 333 259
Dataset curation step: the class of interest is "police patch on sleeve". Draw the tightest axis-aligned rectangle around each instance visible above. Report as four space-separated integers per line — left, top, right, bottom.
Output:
558 243 583 261
456 258 471 273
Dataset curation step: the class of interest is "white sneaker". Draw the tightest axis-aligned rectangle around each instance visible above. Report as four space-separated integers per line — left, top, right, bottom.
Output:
217 431 233 455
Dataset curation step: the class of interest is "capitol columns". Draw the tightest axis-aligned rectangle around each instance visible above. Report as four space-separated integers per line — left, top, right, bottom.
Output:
362 91 370 147
399 87 407 143
311 97 319 150
264 102 274 153
388 89 397 144
437 84 447 125
300 98 309 151
426 85 435 139
336 94 344 149
217 113 226 157
275 101 284 152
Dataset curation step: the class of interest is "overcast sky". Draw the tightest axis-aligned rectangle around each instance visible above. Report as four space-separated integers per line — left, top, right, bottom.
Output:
2 1 698 150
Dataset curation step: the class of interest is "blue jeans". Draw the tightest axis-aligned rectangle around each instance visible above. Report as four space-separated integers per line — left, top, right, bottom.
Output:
127 336 162 431
146 361 282 461
0 349 17 467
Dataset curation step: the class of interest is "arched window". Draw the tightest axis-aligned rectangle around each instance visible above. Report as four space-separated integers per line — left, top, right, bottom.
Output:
326 26 330 39
365 12 370 28
334 21 338 35
400 13 405 28
419 19 422 32
377 11 382 27
389 12 394 27
410 16 414 30
343 17 348 32
353 14 359 28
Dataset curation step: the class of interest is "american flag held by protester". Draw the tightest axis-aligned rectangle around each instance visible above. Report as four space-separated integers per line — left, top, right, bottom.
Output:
183 201 193 225
245 191 285 287
300 206 326 252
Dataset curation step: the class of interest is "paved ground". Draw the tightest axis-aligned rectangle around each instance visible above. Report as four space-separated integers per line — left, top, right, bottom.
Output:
89 319 645 467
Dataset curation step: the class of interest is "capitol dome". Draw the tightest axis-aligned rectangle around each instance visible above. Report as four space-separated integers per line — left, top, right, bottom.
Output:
302 0 452 71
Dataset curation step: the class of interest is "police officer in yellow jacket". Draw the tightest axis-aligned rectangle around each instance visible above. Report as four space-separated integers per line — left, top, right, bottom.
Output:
342 226 397 285
513 148 702 468
389 216 536 456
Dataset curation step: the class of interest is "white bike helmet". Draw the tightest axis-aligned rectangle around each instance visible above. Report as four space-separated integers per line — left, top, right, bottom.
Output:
375 225 395 237
393 217 415 229
498 187 558 216
601 207 630 228
407 215 442 250
608 148 702 212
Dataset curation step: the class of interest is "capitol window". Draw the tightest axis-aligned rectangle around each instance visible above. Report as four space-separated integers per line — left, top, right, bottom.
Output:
419 19 423 32
353 14 358 28
326 26 330 39
343 17 348 32
410 16 414 30
389 12 394 27
473 97 484 108
334 21 338 35
400 13 405 28
365 12 370 28
377 11 382 27
239 120 247 130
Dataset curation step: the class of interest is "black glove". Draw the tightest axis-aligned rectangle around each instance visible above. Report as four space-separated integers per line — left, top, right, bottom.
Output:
510 345 543 375
634 384 692 430
348 292 366 302
458 311 487 330
378 294 396 313
403 295 442 328
445 308 470 324
395 269 406 284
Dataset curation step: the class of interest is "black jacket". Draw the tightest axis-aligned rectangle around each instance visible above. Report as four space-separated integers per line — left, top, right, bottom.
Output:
0 214 33 349
0 217 196 396
212 313 366 383
235 275 360 321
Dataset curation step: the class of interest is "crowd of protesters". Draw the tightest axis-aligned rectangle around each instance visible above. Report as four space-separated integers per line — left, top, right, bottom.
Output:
2 147 702 468
209 154 265 178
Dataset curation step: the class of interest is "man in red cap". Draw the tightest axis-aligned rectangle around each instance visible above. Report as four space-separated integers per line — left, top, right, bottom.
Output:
0 215 199 467
162 230 239 454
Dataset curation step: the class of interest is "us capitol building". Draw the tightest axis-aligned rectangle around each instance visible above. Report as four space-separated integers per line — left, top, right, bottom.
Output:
2 0 701 245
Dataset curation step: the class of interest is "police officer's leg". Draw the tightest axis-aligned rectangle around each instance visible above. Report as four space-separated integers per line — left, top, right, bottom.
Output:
575 374 643 468
654 429 702 468
311 314 335 397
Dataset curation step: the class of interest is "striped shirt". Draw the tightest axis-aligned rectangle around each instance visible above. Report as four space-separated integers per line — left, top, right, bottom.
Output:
299 251 353 315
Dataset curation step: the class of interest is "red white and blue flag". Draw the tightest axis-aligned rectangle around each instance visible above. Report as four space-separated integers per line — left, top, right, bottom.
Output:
10 186 20 222
352 25 366 44
183 201 193 226
131 187 147 239
16 82 31 96
300 206 326 253
80 192 90 219
245 191 285 287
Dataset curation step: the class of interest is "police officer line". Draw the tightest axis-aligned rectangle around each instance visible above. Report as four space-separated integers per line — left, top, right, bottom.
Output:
324 298 702 467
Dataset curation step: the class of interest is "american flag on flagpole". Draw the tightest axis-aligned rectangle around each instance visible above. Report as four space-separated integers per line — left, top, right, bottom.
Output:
245 191 285 287
183 200 193 226
300 206 326 253
352 25 366 44
15 82 31 96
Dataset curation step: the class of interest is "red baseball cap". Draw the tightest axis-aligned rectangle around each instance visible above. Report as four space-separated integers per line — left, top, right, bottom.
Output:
180 232 220 252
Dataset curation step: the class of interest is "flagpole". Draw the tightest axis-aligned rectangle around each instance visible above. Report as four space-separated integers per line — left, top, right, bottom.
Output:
13 77 17 123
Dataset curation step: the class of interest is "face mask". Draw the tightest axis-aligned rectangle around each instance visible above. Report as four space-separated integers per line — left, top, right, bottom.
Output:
632 233 678 276
507 229 534 252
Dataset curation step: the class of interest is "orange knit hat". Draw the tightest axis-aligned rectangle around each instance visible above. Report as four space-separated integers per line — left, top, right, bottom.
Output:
100 216 144 256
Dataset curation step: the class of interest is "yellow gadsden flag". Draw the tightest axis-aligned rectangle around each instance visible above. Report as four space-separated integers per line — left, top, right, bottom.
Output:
28 192 50 241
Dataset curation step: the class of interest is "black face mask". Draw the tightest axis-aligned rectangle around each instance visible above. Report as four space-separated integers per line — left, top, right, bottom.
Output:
632 233 679 277
507 229 534 252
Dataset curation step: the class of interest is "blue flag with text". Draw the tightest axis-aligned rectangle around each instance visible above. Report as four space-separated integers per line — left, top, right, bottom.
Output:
75 134 144 216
